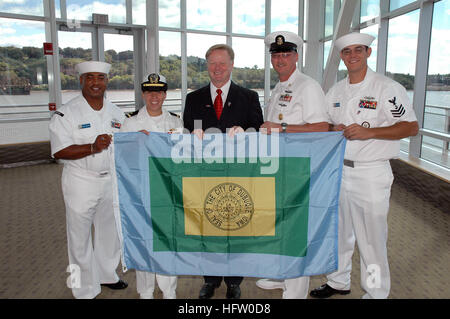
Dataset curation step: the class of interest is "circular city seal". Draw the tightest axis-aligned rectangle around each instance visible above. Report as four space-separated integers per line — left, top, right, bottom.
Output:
361 121 371 128
203 183 254 231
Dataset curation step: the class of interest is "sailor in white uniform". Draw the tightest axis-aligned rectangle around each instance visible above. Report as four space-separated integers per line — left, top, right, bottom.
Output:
256 31 329 299
310 33 419 299
120 73 182 299
49 61 127 299
260 31 329 135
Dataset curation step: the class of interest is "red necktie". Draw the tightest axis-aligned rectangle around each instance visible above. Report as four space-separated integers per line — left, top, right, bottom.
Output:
213 88 223 120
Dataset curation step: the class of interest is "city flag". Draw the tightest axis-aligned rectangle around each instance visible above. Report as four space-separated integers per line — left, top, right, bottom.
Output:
111 131 346 279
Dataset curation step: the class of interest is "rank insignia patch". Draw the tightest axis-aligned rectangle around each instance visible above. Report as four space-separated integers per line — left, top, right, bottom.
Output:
388 97 405 118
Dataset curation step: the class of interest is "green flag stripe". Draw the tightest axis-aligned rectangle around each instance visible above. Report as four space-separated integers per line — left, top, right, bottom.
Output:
149 157 310 257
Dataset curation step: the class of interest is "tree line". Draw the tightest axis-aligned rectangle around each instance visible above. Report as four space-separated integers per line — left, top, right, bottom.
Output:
1 46 449 92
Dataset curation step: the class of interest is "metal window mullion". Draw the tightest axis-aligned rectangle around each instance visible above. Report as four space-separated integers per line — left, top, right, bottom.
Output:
352 0 361 29
304 0 325 82
333 0 341 29
227 0 233 47
264 0 271 108
376 0 390 75
43 0 62 110
133 28 145 110
298 0 305 71
322 0 359 93
60 0 67 21
181 0 187 112
409 0 434 158
126 0 132 25
91 27 98 60
0 11 46 21
384 0 422 19
97 28 105 62
147 0 158 73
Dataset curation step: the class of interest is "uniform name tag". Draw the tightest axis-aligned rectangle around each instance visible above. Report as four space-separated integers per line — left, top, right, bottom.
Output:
333 102 340 108
78 123 91 129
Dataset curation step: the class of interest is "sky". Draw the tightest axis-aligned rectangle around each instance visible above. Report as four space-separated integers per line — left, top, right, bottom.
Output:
0 0 449 75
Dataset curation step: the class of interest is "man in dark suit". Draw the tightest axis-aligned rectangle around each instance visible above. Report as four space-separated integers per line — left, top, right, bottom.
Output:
183 44 263 299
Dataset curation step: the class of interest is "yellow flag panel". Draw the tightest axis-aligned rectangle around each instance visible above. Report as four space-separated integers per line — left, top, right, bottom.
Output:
183 177 276 236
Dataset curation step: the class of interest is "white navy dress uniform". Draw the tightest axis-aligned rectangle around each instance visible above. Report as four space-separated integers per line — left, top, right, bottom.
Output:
324 33 418 299
120 74 182 299
49 61 125 299
265 68 328 126
121 108 183 136
264 31 328 129
256 32 329 299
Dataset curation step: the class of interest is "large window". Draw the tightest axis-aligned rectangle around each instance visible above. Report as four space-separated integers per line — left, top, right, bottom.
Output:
386 10 419 95
66 0 126 24
232 37 265 103
186 0 226 32
0 0 44 16
386 9 420 153
233 0 265 36
271 0 299 33
390 0 416 11
423 0 450 168
0 18 47 107
363 24 378 71
133 0 147 25
159 0 180 28
159 31 181 112
187 33 226 89
360 0 380 23
104 33 135 109
58 31 92 104
324 0 335 37
1 0 448 174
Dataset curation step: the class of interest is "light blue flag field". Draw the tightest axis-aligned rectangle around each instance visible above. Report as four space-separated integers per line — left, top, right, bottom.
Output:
111 131 346 279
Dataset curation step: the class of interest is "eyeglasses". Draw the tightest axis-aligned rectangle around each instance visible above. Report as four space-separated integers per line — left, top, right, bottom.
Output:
271 52 295 59
341 46 367 56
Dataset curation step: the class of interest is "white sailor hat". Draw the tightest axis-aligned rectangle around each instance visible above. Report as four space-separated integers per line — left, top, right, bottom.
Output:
141 73 168 92
265 31 303 53
75 61 111 75
335 32 375 51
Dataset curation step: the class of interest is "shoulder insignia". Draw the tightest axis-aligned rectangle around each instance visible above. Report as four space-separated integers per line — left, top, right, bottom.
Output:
388 96 405 118
53 111 64 117
169 111 181 118
126 110 139 118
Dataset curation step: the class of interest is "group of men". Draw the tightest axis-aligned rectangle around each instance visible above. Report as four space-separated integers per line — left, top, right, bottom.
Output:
49 30 419 299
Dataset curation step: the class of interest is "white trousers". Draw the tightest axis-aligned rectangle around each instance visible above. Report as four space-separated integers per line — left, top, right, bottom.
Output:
62 166 120 299
327 161 393 299
283 276 310 299
136 270 177 299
